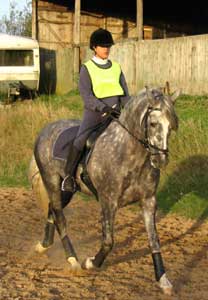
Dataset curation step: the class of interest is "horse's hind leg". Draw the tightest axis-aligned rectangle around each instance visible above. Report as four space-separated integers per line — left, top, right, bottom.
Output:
47 178 81 270
35 172 80 270
42 205 55 248
142 196 172 295
82 202 116 269
36 191 74 253
36 205 55 253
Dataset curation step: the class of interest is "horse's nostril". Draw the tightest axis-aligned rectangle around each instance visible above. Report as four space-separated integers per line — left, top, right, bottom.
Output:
151 154 169 169
151 158 159 168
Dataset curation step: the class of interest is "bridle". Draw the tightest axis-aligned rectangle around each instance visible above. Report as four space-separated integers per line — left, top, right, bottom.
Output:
112 106 169 156
142 106 169 155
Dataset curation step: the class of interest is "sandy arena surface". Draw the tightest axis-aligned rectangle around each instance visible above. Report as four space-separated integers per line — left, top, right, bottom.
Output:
0 188 208 300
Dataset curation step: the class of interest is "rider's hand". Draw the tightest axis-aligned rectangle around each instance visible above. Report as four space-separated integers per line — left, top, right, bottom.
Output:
102 104 120 118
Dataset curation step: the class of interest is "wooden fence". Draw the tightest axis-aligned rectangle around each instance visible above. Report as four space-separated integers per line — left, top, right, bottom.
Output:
40 33 208 95
109 33 208 95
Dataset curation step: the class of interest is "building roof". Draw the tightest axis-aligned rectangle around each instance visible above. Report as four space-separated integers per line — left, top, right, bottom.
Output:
39 0 208 33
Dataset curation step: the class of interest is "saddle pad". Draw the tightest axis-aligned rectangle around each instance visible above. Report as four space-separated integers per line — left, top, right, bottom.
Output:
52 126 79 160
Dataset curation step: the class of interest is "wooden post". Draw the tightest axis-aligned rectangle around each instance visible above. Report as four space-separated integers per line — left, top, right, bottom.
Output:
73 0 81 88
136 0 143 40
32 0 38 40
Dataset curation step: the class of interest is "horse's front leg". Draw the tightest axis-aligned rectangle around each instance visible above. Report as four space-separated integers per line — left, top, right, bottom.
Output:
82 202 116 269
142 196 173 295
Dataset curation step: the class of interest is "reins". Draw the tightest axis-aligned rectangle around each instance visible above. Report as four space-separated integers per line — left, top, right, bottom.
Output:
31 97 169 183
110 114 149 149
109 107 169 155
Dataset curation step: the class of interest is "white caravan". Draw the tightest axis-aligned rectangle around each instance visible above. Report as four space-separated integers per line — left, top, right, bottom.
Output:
0 33 40 98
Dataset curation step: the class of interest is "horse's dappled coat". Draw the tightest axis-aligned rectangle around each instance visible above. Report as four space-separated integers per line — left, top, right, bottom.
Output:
30 87 180 296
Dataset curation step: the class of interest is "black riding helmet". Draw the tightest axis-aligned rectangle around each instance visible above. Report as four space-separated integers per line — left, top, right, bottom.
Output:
90 28 114 50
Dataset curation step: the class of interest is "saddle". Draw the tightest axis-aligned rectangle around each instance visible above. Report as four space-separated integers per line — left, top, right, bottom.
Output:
53 118 112 198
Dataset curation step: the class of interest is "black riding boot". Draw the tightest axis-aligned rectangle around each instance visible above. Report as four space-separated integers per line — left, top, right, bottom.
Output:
61 146 82 192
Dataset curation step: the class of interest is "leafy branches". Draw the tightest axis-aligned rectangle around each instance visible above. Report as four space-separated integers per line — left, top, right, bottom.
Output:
0 0 32 37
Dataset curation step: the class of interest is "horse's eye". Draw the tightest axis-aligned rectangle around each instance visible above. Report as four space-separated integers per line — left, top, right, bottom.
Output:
150 122 157 128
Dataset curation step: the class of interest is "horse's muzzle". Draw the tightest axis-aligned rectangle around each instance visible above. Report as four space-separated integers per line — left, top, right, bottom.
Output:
150 153 169 169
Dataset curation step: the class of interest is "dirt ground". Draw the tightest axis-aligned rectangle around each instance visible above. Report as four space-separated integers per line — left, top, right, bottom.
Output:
1 188 208 300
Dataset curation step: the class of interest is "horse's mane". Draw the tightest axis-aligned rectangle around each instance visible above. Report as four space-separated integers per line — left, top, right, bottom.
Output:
120 89 148 134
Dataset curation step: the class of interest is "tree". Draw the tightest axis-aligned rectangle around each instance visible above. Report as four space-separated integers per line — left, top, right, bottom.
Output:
0 0 32 37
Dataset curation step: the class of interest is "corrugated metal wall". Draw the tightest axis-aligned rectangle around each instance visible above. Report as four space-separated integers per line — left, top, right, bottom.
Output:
40 34 208 95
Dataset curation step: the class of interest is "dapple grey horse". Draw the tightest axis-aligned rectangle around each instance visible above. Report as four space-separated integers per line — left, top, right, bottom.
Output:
29 87 180 295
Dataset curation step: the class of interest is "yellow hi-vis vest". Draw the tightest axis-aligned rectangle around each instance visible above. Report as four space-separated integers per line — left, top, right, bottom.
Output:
84 60 124 98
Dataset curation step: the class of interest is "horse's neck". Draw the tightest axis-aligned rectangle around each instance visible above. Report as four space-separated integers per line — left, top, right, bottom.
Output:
103 106 148 158
119 95 148 138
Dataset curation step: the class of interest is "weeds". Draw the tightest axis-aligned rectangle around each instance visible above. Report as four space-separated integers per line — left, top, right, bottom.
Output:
0 93 82 187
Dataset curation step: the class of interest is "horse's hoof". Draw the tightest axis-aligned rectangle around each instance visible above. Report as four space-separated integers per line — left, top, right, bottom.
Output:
162 287 172 296
35 241 50 254
82 257 95 270
159 273 173 296
67 257 81 271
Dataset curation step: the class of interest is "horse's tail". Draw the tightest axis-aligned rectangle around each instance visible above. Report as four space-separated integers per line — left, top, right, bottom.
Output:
28 155 49 218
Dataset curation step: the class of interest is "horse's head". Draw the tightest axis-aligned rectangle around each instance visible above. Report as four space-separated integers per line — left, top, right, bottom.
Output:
143 87 180 169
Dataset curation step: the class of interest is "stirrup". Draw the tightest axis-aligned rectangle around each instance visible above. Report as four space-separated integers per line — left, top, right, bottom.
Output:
61 175 77 192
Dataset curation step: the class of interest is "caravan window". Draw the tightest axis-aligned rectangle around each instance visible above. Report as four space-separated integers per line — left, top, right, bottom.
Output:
0 50 33 66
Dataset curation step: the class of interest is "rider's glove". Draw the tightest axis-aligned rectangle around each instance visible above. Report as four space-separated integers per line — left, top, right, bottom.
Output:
102 104 120 118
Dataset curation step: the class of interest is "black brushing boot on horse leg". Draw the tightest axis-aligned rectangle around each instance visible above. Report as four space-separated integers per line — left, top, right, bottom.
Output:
32 85 181 294
61 145 82 192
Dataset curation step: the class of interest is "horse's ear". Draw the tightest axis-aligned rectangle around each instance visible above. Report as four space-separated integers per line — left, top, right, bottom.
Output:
164 81 170 95
145 86 155 106
170 89 182 103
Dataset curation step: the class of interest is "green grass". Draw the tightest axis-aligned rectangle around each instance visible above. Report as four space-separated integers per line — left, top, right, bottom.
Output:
37 90 83 117
0 91 83 188
0 162 29 187
0 92 208 219
175 94 208 123
157 94 208 219
0 93 7 102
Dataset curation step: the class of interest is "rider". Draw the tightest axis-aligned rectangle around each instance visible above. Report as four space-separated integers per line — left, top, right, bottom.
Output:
62 28 130 192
